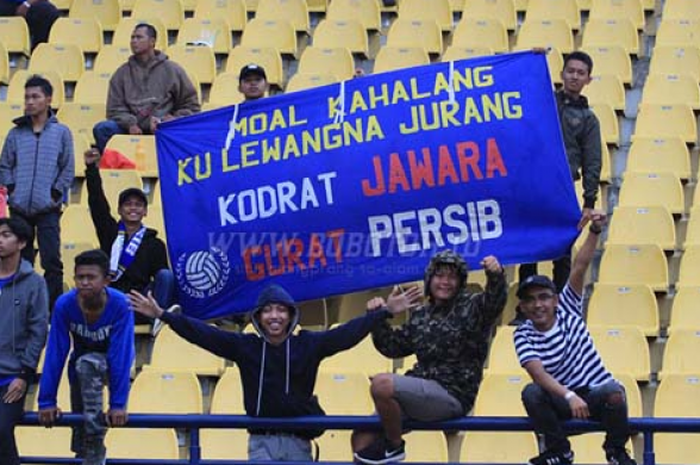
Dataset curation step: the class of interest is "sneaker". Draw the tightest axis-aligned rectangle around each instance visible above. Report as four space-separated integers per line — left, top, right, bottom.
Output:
354 438 406 465
528 449 574 465
606 448 637 465
151 304 181 337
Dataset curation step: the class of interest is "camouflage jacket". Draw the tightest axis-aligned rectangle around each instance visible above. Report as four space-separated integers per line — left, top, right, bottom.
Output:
372 271 507 413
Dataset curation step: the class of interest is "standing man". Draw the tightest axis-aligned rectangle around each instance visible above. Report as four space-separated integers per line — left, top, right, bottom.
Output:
239 64 268 102
515 211 636 465
38 249 135 465
519 51 602 292
92 23 200 154
352 251 507 464
0 0 59 50
0 74 75 311
0 216 49 465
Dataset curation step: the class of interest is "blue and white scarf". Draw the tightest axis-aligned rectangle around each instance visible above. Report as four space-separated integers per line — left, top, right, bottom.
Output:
109 222 146 281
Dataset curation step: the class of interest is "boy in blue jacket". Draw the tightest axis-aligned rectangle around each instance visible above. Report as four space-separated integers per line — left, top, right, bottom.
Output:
129 283 422 461
38 249 135 465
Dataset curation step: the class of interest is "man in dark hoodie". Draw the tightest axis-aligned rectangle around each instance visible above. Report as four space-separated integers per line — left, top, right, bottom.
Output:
0 74 75 311
128 283 422 461
84 150 174 334
0 216 49 465
92 23 200 154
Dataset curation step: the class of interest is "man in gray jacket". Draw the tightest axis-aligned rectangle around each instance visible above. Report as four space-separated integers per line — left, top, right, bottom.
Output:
0 74 75 310
0 216 49 465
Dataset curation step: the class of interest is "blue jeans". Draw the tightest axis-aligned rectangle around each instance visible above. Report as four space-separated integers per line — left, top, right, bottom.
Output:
137 269 176 324
0 384 26 465
93 120 126 154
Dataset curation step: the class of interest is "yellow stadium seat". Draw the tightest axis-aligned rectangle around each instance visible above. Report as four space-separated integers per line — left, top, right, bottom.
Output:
442 45 494 61
130 369 203 413
148 326 226 376
299 47 355 80
405 432 448 462
669 286 700 333
0 101 23 125
656 19 700 49
313 19 369 57
49 17 103 53
307 0 327 13
677 245 700 287
626 137 691 180
93 44 131 74
600 140 612 182
618 172 685 214
399 0 453 31
60 241 93 285
194 0 247 33
201 429 249 460
113 17 168 51
582 18 639 55
485 326 526 375
29 43 85 82
462 0 517 31
474 373 529 416
590 103 619 145
590 0 643 30
606 206 676 251
587 284 659 336
642 74 700 109
583 75 625 111
143 205 165 239
374 47 430 73
664 0 700 21
73 71 111 105
582 45 633 84
56 102 106 145
577 0 591 10
316 370 373 414
61 205 99 246
654 374 700 464
650 46 700 82
166 44 217 84
525 0 581 30
209 72 246 106
69 0 121 31
588 325 650 381
514 0 528 11
461 432 539 463
452 18 509 53
16 427 72 458
326 0 381 31
660 329 700 378
256 0 309 32
105 134 157 175
72 134 91 177
79 169 143 205
0 17 30 55
286 73 339 92
684 208 700 248
241 18 297 57
0 42 8 85
211 367 245 413
598 244 669 291
634 104 697 144
319 332 391 374
544 47 564 85
386 18 443 55
131 0 184 30
177 18 232 54
516 19 574 53
106 429 180 459
227 46 284 87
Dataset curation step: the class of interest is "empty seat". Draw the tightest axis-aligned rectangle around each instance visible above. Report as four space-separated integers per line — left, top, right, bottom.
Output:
241 18 297 57
316 370 373 414
473 373 530 416
208 72 246 106
577 0 591 9
677 245 700 287
61 205 99 246
255 0 309 32
660 329 700 378
452 18 508 53
29 43 85 82
650 46 700 82
194 0 246 33
399 0 453 31
79 169 143 205
642 74 700 108
69 0 121 31
298 47 355 80
664 0 700 21
588 325 650 381
485 326 526 375
618 172 685 215
211 367 245 413
226 46 284 87
373 46 430 73
526 0 581 30
49 17 103 53
582 45 633 84
684 208 700 248
93 44 132 73
626 137 691 180
319 332 391 374
106 429 180 459
148 326 226 376
112 17 168 51
587 284 659 336
656 19 700 49
306 0 327 13
0 17 30 55
177 18 232 54
582 18 639 55
286 73 338 92
326 0 381 31
166 44 217 84
131 0 184 30
313 19 368 57
442 45 494 61
516 19 574 53
386 18 443 55
201 430 248 460
56 102 105 145
461 432 539 463
143 205 165 239
634 104 697 144
16 427 72 458
105 135 158 175
130 369 203 413
590 103 619 145
583 74 625 111
606 206 676 251
404 432 449 462
654 374 700 464
545 47 564 85
600 137 612 182
668 286 700 333
598 244 668 291
590 0 644 30
462 0 517 31
73 71 111 104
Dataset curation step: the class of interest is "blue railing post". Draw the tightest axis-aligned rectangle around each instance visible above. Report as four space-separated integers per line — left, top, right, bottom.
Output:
189 427 201 465
643 430 655 465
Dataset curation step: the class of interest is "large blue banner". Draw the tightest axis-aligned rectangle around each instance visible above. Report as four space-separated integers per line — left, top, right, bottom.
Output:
156 51 580 319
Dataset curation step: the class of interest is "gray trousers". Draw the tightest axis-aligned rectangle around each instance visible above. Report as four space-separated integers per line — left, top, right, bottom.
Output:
70 353 109 465
248 434 312 461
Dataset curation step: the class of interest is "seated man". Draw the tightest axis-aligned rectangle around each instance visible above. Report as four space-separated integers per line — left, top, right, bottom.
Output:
352 251 507 464
38 249 135 465
84 149 175 333
92 22 200 153
514 211 636 465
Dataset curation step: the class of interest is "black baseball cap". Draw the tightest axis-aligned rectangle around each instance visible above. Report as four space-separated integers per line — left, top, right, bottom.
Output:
239 64 267 82
118 188 148 207
517 275 557 299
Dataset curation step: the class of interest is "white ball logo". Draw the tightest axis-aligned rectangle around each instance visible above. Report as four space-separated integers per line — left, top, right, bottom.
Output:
185 251 221 291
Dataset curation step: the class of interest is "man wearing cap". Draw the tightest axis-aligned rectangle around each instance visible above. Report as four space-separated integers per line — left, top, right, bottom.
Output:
83 149 174 334
514 211 636 465
239 64 268 102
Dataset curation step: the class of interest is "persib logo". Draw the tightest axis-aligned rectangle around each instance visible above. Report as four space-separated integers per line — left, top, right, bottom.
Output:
176 247 230 299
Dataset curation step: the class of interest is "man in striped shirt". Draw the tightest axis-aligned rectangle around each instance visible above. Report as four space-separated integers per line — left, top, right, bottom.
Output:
514 211 636 465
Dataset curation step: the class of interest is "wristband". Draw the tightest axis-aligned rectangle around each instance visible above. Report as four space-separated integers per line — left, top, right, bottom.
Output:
589 224 602 235
22 1 31 7
564 391 576 401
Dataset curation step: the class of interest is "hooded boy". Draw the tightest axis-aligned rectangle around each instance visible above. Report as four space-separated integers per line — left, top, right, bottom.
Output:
128 283 419 461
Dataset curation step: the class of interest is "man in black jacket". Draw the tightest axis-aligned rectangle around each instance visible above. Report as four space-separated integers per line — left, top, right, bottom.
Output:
84 149 175 334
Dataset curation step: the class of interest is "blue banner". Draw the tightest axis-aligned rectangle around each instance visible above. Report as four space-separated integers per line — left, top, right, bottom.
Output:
156 51 580 318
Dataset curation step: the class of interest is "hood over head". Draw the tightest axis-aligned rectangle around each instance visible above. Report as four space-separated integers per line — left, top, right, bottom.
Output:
250 284 300 343
424 250 469 299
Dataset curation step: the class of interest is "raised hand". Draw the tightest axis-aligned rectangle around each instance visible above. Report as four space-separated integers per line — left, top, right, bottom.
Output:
128 291 164 319
480 255 503 275
386 286 423 315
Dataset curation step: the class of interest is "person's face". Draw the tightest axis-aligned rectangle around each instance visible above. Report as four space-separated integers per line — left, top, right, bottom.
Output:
24 86 51 117
239 75 267 100
257 303 291 341
117 196 147 224
0 225 25 259
429 266 461 304
130 27 155 55
519 286 559 331
74 264 110 303
561 59 592 95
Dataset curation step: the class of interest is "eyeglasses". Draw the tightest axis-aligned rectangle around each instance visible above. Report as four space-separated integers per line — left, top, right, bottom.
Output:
520 293 556 305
